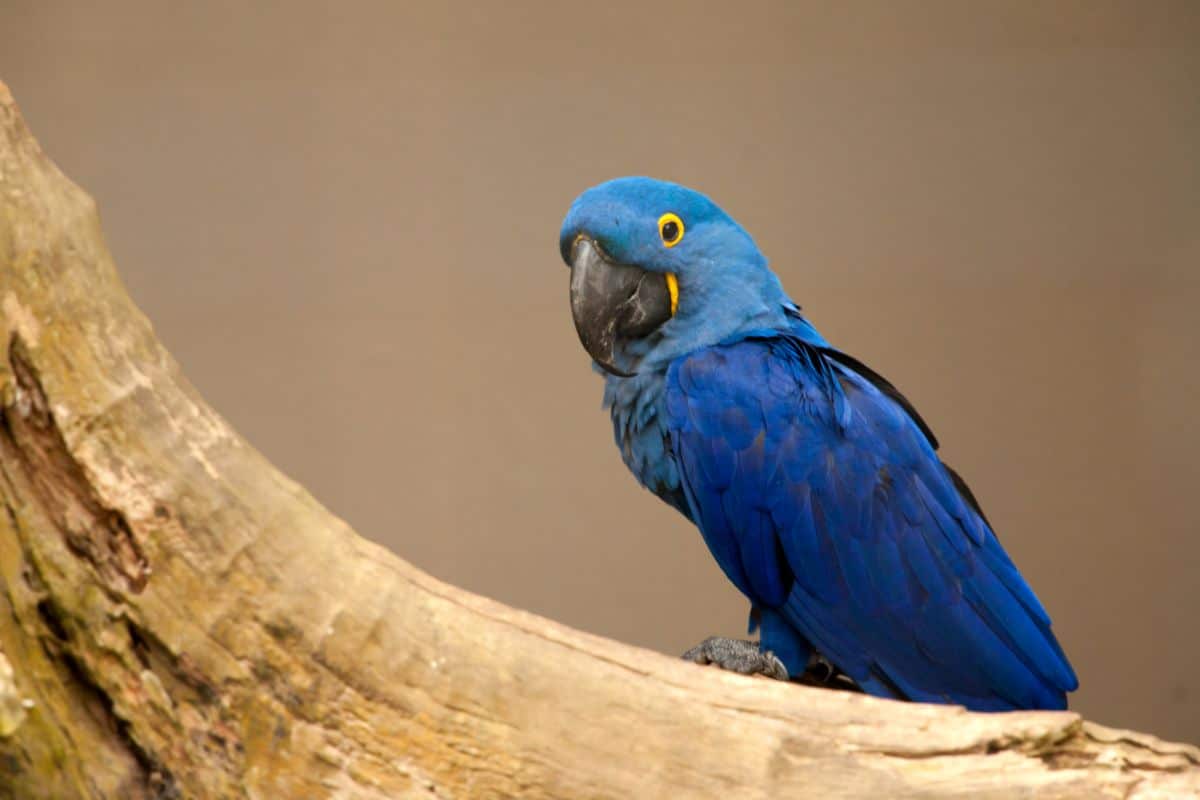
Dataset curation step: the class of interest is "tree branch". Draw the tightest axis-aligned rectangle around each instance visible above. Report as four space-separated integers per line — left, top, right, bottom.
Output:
0 80 1195 799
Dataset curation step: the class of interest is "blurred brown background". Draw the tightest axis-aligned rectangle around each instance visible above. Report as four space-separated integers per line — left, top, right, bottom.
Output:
4 1 1198 742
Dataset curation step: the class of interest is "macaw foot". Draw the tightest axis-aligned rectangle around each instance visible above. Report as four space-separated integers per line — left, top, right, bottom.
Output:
681 637 789 681
797 653 864 694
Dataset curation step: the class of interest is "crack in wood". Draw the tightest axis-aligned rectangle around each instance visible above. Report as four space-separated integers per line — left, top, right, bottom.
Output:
3 334 149 594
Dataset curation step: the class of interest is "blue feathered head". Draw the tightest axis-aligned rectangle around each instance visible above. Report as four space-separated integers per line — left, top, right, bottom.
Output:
559 177 792 375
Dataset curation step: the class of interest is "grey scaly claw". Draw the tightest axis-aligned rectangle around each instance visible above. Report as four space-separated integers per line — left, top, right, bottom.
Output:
681 636 789 681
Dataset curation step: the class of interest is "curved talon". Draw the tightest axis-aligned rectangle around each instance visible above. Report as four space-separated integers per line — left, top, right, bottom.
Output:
807 653 835 683
681 636 789 681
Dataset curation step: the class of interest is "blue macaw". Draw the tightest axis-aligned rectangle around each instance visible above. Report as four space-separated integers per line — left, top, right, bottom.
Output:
559 177 1077 711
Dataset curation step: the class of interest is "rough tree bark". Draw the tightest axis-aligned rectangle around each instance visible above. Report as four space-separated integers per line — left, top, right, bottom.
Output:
0 81 1195 800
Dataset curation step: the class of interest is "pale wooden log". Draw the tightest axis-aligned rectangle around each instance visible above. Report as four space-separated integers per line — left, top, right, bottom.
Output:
0 81 1195 800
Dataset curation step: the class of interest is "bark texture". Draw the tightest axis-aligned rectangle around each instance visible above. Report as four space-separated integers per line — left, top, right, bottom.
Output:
0 81 1196 800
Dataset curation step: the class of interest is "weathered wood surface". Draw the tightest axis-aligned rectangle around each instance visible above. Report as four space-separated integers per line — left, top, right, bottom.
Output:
0 80 1195 799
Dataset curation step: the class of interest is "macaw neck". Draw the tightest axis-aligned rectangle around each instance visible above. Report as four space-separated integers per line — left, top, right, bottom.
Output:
631 264 796 370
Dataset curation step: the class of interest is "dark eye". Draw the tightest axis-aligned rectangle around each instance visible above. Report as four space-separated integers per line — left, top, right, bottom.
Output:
658 213 684 248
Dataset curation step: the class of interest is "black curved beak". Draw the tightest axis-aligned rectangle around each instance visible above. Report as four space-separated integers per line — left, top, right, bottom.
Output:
567 237 673 377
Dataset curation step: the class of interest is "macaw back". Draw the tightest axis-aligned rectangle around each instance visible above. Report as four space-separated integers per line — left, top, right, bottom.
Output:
659 334 1077 711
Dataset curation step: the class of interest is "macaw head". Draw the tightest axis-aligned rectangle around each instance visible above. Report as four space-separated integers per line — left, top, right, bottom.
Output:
559 177 791 376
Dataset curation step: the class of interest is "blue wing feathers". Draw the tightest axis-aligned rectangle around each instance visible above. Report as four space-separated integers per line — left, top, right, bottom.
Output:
665 335 1078 711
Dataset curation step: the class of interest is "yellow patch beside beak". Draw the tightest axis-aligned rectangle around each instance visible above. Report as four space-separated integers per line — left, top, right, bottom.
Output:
666 273 679 316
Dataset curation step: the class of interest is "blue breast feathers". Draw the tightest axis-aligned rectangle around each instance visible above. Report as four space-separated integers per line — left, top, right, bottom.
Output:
603 367 689 516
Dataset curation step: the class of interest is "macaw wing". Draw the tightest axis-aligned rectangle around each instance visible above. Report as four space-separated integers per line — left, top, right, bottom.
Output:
664 336 1077 710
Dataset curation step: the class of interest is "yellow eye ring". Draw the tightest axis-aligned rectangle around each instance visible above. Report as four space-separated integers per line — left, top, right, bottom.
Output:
658 212 685 248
